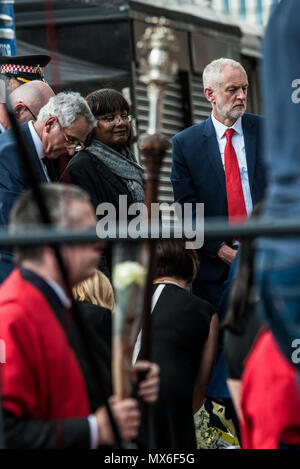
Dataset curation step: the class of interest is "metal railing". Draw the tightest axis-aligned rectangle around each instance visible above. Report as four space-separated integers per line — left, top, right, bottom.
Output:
1 217 300 247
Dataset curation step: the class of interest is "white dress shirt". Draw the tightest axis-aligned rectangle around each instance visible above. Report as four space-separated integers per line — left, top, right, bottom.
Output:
211 113 253 216
27 120 51 182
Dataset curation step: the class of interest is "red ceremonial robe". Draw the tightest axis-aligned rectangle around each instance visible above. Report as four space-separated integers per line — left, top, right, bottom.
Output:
0 269 91 421
241 330 300 449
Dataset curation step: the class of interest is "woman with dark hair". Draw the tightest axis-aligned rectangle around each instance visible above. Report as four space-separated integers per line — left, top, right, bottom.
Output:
61 89 144 276
63 88 143 209
147 240 218 449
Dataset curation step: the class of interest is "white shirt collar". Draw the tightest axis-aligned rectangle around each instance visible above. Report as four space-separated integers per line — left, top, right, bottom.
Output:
211 113 243 140
28 120 44 160
46 278 72 309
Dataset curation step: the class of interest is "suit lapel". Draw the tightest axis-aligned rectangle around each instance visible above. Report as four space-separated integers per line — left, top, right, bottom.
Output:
242 115 256 191
202 117 226 193
21 124 48 184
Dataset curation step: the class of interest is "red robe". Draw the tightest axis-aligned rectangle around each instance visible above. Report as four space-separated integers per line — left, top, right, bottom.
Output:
0 269 90 420
241 330 300 449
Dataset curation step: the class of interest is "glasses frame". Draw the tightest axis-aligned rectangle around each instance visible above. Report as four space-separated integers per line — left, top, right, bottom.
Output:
56 121 85 152
63 131 85 152
97 113 132 125
24 105 37 121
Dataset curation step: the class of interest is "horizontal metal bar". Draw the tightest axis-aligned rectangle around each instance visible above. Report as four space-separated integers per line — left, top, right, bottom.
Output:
0 218 300 246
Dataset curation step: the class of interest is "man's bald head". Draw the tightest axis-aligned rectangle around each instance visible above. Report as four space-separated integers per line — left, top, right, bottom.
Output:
9 80 55 124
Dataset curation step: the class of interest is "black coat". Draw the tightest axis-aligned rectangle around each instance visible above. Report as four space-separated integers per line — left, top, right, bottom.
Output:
61 150 135 212
61 150 136 278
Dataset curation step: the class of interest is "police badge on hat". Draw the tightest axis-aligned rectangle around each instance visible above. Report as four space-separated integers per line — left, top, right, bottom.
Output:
0 54 51 83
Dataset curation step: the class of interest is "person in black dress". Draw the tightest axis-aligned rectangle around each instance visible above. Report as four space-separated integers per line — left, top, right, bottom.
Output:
148 240 218 449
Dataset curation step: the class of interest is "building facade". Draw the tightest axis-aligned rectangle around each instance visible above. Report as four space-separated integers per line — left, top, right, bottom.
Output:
208 0 279 25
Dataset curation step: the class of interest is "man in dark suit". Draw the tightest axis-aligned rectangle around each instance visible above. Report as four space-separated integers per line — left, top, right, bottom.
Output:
0 184 159 448
171 58 266 307
0 91 97 283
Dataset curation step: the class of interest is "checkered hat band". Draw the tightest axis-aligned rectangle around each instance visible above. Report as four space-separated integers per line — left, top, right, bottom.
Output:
0 64 44 74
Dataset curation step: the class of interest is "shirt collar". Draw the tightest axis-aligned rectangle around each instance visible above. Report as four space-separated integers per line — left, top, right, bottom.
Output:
46 278 72 308
21 268 72 309
211 113 243 139
28 120 44 160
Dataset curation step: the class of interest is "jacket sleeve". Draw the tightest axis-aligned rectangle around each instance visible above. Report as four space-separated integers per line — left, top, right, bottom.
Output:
171 136 226 256
171 136 199 207
2 409 91 449
61 155 100 211
0 302 92 449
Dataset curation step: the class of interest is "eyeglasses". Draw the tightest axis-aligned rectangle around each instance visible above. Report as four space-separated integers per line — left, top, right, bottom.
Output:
56 122 85 152
62 131 85 152
24 105 37 121
98 113 132 124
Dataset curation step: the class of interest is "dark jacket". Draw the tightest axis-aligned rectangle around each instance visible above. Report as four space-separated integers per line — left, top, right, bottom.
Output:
0 123 47 283
61 149 136 278
171 113 266 285
61 149 135 211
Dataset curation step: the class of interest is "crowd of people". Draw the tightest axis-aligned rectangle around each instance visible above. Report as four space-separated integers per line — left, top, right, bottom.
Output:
0 0 300 450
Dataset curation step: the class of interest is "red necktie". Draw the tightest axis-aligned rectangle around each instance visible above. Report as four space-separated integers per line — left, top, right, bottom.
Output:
224 128 247 222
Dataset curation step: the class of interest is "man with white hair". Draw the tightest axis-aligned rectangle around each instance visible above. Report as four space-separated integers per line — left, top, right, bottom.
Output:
171 58 266 307
0 91 96 283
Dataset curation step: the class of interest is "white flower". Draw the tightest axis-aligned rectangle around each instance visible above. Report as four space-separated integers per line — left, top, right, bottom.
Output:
113 261 147 290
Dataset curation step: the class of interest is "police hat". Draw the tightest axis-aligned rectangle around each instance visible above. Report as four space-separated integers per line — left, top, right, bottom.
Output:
0 54 51 83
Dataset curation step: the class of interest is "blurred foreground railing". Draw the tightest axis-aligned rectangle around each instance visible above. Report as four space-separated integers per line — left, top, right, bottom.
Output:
1 218 300 246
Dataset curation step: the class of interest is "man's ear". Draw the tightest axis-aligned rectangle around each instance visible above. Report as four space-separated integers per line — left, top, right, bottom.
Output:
13 102 26 120
204 87 216 104
45 115 58 133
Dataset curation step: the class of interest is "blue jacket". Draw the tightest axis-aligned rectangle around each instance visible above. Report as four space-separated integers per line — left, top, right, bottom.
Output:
0 123 47 282
171 113 266 282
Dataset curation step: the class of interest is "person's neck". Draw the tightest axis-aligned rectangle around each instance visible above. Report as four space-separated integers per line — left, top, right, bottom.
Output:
111 144 123 152
21 259 67 292
212 112 237 128
153 276 187 289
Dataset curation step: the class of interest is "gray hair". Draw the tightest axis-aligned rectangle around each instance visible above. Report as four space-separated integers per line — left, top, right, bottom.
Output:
37 91 97 131
203 58 247 90
10 184 91 263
